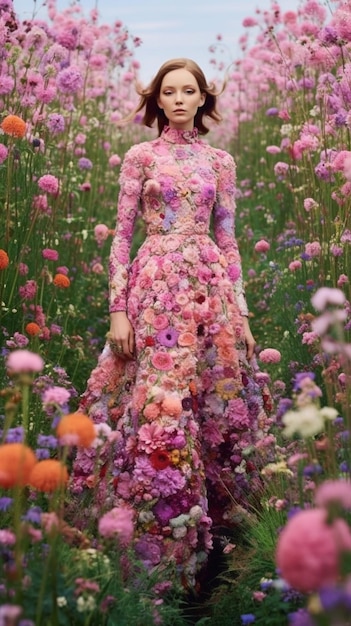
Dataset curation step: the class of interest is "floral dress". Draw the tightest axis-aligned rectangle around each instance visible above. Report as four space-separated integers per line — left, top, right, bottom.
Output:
72 126 271 584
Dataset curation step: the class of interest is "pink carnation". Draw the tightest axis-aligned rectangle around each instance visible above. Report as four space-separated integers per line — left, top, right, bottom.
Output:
289 260 302 271
259 348 281 364
38 174 59 195
254 239 270 253
98 505 134 545
42 248 59 261
303 197 318 211
305 241 321 257
276 508 351 592
6 349 44 373
151 352 174 371
42 386 70 406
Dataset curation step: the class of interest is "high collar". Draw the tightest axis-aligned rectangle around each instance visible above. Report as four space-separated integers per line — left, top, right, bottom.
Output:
161 125 199 144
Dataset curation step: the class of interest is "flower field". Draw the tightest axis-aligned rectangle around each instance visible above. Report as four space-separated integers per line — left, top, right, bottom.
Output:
0 0 351 624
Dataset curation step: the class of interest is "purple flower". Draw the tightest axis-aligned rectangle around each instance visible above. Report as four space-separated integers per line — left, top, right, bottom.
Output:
3 426 24 443
241 615 255 625
266 107 279 116
56 66 83 94
46 113 65 134
35 448 50 460
37 434 58 448
22 506 42 524
156 326 179 347
78 157 93 170
0 497 13 511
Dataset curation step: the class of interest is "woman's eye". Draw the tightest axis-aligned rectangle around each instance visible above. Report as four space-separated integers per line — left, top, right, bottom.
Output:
185 89 195 94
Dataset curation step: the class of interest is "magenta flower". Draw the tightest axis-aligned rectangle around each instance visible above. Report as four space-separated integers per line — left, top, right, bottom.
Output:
38 174 59 195
156 327 179 347
6 349 44 374
0 143 8 164
56 66 84 94
78 157 93 170
42 248 59 261
46 113 65 134
42 386 70 407
254 239 270 253
315 479 351 510
0 75 14 95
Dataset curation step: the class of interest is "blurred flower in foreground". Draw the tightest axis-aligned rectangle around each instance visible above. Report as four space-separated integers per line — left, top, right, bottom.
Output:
29 459 69 492
0 114 26 138
56 412 96 447
0 249 9 269
6 349 44 373
0 443 37 488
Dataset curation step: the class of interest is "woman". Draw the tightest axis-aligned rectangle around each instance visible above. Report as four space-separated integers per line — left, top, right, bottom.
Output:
72 58 271 586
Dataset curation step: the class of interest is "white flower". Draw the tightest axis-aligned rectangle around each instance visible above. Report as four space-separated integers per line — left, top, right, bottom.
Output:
282 404 324 438
320 406 339 421
172 526 187 539
77 595 96 613
189 505 203 522
170 513 190 528
57 596 67 607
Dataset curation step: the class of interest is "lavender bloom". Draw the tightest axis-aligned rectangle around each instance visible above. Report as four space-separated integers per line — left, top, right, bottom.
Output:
78 157 93 170
56 66 83 94
46 113 65 134
22 506 42 524
37 434 58 448
3 426 24 443
35 448 50 460
0 497 13 511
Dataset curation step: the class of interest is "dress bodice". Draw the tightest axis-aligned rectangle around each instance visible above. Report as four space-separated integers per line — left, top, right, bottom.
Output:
109 126 248 315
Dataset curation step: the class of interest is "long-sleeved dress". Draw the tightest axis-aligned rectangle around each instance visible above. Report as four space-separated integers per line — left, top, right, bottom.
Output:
72 125 271 584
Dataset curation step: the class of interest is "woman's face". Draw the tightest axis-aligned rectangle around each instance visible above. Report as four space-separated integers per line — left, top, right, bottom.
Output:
157 68 205 131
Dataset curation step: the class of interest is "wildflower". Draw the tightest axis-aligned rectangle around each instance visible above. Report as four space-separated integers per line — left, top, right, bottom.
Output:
0 114 26 138
0 443 37 488
57 597 68 608
108 154 121 167
0 249 9 269
42 386 70 407
0 606 22 623
78 157 93 170
56 66 84 94
56 412 96 447
6 349 44 373
241 615 256 624
18 279 38 299
29 459 69 492
282 405 324 438
98 505 134 544
38 174 59 195
53 273 70 288
0 496 13 511
25 322 41 336
259 348 281 363
150 449 171 470
254 239 270 253
42 248 59 261
0 143 8 163
46 113 65 134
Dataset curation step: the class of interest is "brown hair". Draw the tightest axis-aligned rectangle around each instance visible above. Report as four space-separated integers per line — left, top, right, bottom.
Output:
131 58 222 135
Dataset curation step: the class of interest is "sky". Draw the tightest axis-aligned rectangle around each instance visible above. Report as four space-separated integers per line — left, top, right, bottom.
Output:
14 0 303 83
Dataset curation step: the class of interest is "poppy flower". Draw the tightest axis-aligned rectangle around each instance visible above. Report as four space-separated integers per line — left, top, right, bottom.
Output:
53 273 70 288
150 449 170 470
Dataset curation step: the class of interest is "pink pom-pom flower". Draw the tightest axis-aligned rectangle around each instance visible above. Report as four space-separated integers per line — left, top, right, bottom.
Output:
259 348 281 364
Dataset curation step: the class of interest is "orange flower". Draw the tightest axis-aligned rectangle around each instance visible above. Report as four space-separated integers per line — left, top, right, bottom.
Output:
56 412 96 447
25 322 41 336
0 249 9 270
29 459 69 492
0 443 37 488
53 273 70 288
1 114 26 138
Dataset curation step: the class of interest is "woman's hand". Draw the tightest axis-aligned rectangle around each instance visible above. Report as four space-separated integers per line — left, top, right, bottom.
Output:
242 316 256 362
108 311 135 359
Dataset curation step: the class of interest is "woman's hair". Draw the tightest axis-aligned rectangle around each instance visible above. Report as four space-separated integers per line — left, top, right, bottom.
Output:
130 58 223 135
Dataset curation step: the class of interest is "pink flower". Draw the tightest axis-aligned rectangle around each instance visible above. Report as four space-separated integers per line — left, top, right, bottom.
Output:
266 145 281 154
0 529 16 545
98 505 134 545
108 154 121 167
311 287 346 311
6 349 44 373
259 348 281 364
303 197 318 211
276 508 351 592
337 274 349 286
42 386 70 407
288 260 302 271
38 174 59 195
151 352 174 371
94 224 109 244
0 143 8 164
56 66 83 94
42 248 59 261
305 241 321 257
254 239 270 253
315 479 351 510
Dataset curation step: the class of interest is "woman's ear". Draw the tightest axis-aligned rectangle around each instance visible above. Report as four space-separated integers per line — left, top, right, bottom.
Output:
199 93 206 107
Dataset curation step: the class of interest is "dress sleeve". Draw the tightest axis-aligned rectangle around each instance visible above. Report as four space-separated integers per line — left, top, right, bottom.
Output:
109 145 144 312
213 150 249 316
